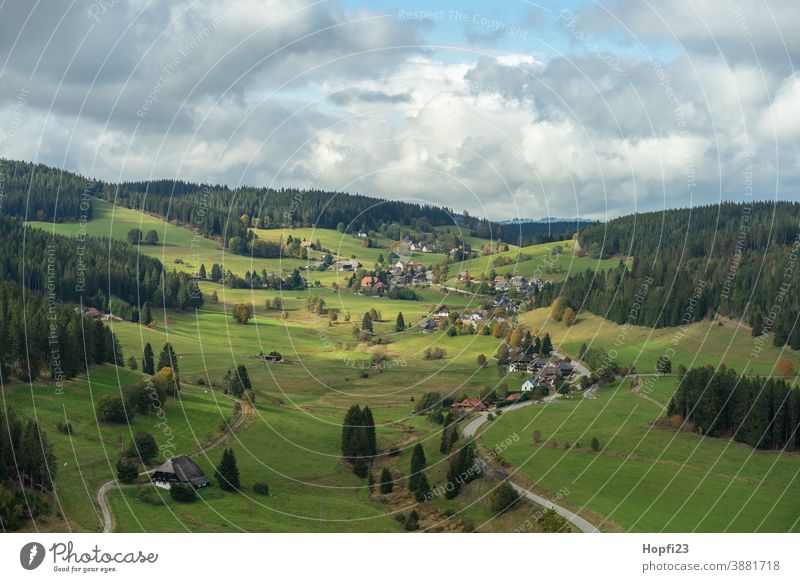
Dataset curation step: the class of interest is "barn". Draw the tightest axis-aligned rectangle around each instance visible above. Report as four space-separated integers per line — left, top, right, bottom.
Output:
151 455 210 489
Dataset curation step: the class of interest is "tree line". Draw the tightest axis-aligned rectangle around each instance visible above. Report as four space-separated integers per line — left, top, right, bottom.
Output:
0 406 57 530
668 366 800 451
0 216 203 315
543 202 800 350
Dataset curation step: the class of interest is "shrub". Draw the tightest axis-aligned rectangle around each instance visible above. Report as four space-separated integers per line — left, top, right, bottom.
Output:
127 431 159 464
57 421 73 435
116 459 139 484
95 395 129 424
135 486 164 506
253 482 270 496
170 483 197 502
404 510 420 531
590 437 600 452
490 482 520 514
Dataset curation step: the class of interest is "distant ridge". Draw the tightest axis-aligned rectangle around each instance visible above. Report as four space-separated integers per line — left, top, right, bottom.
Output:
500 217 596 225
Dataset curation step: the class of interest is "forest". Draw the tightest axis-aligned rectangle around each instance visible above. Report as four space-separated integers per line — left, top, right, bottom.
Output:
668 366 800 451
0 159 97 222
543 202 800 349
0 407 57 530
0 215 202 314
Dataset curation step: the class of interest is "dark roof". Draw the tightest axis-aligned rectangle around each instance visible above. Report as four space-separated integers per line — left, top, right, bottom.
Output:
153 455 210 487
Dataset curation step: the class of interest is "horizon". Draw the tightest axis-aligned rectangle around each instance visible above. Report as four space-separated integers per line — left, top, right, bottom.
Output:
1 1 797 222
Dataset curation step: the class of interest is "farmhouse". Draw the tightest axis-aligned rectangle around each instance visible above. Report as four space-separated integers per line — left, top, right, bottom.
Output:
332 260 361 271
300 240 316 249
421 319 438 333
451 397 487 412
84 307 103 319
151 455 210 489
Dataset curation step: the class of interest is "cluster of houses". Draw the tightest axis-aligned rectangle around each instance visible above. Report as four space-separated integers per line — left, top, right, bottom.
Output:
390 259 433 286
514 357 575 392
402 239 435 253
492 275 544 293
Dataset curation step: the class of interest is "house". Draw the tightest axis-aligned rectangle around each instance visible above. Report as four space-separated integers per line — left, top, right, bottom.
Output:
459 271 473 282
394 260 406 270
84 307 103 319
409 242 418 251
494 275 506 283
421 319 438 333
557 362 575 376
495 280 511 292
373 281 386 292
521 377 538 392
540 365 562 378
332 260 361 271
151 455 210 489
361 276 379 288
509 355 533 372
421 245 431 253
506 393 522 402
256 353 281 363
357 231 368 238
300 240 316 249
451 397 487 412
432 305 453 320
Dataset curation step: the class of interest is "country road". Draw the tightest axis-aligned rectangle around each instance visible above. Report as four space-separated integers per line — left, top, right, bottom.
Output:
460 352 601 533
97 397 248 533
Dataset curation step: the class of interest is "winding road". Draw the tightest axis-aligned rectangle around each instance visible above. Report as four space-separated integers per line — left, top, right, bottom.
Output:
97 398 248 533
462 352 601 533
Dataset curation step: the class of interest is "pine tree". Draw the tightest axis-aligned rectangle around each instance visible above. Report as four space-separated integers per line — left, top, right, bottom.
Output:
141 302 153 325
361 405 377 458
198 264 207 279
361 312 373 334
409 443 430 501
341 405 363 462
231 364 252 398
142 343 155 375
541 333 553 356
157 342 178 372
395 312 405 332
215 448 240 492
379 467 393 494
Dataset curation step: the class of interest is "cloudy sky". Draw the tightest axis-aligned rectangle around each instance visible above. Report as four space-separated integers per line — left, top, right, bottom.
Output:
0 0 797 221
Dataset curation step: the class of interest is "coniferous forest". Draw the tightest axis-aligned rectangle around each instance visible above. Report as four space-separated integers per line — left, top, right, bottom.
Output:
668 366 800 451
536 202 800 350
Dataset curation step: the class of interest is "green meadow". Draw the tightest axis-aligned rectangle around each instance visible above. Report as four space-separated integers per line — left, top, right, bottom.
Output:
481 379 800 532
520 308 800 377
443 239 621 285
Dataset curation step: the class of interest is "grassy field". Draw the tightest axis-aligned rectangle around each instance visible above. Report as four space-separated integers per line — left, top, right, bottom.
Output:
519 308 800 376
443 239 621 285
3 366 227 532
481 379 800 532
27 199 464 285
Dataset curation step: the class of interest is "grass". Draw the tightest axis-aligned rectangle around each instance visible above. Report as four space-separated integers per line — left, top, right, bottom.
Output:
481 379 800 532
519 308 800 377
3 366 228 532
444 239 621 285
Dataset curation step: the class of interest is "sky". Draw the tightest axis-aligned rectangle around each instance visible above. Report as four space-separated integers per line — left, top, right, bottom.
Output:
0 0 798 222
